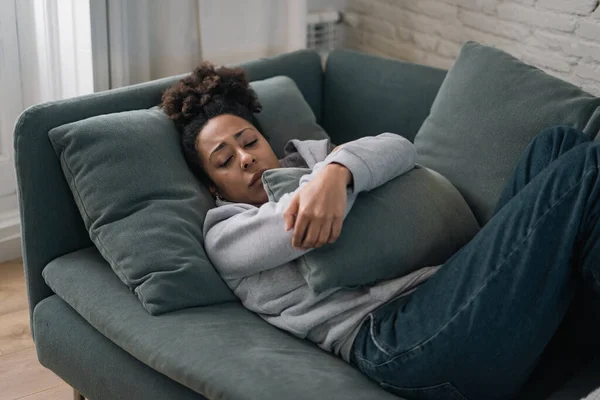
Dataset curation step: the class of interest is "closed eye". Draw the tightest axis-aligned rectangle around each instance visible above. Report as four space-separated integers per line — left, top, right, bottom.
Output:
220 156 233 168
219 140 257 168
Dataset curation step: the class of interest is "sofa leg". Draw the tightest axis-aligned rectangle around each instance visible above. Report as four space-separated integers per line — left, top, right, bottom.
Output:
73 388 85 400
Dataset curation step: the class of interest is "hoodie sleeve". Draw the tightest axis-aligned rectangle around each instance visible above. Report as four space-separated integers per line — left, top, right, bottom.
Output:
316 133 416 194
203 132 416 280
203 186 358 280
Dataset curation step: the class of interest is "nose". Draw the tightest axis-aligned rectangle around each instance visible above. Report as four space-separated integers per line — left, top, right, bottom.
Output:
240 151 256 170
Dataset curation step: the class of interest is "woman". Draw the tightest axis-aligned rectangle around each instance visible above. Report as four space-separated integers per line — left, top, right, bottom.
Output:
161 62 600 400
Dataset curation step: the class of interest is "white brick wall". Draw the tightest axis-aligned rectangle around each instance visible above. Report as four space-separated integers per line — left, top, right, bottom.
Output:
345 0 600 96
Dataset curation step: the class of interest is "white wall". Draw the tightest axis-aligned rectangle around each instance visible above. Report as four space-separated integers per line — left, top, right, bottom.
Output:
346 0 600 96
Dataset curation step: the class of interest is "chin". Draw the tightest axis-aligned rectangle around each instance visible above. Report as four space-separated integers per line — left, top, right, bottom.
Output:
253 190 269 206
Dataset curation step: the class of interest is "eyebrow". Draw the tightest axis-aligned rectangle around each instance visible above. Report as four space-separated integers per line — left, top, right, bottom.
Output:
208 128 251 161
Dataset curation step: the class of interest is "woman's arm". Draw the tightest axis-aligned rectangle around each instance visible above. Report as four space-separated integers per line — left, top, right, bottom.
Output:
204 165 358 280
286 133 416 248
205 132 416 279
317 132 416 193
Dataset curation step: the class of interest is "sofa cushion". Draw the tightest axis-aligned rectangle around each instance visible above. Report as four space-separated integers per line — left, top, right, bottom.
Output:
48 76 328 315
323 49 447 145
261 165 480 293
254 76 329 158
33 296 205 400
414 41 600 225
42 248 400 400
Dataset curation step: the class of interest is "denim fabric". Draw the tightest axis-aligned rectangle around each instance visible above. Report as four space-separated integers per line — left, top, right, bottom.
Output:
350 126 600 400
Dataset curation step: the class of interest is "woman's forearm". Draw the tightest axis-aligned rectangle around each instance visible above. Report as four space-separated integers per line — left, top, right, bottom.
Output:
204 167 358 280
326 163 353 186
317 133 416 193
203 133 413 279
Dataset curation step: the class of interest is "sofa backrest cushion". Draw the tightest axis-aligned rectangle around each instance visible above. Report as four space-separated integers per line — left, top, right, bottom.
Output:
262 165 480 293
322 49 447 145
253 76 329 158
48 76 327 315
414 41 600 226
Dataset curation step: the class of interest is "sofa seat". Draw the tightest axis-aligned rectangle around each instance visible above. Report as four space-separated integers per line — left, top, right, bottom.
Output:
33 295 206 399
43 247 600 400
42 247 399 400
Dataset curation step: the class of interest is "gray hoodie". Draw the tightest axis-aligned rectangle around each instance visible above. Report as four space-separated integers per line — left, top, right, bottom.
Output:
203 133 440 362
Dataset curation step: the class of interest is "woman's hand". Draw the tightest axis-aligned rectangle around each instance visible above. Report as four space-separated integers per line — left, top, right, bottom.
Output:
284 163 352 249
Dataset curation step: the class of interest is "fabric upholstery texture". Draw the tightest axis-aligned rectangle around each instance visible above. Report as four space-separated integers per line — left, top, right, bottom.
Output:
253 76 329 158
42 248 400 400
47 76 327 315
262 165 480 293
322 48 447 145
33 295 206 400
49 108 234 315
414 41 600 225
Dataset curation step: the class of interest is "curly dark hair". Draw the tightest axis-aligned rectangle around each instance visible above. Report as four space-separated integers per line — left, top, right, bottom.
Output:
161 61 263 187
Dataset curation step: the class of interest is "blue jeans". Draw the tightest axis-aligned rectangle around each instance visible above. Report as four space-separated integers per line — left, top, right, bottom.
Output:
350 126 600 400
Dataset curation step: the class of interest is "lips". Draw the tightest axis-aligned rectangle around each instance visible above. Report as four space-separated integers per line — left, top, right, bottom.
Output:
249 169 267 187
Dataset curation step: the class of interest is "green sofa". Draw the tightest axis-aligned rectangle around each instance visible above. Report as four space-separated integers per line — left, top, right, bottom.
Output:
14 48 600 399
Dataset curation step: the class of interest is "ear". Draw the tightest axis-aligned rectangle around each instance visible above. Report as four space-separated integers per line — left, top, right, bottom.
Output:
208 185 218 197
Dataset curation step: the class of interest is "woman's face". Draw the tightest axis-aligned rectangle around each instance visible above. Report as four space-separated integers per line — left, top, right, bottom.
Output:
196 114 280 205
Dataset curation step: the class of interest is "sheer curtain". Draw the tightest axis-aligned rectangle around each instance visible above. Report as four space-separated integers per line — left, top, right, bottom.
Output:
15 0 94 107
8 0 308 110
99 0 203 89
0 0 23 208
198 0 307 66
99 0 306 89
0 0 82 260
12 0 308 95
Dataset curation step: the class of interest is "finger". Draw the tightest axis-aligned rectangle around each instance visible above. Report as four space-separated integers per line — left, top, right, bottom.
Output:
301 220 321 249
328 218 343 243
284 196 299 231
292 214 309 248
314 218 333 248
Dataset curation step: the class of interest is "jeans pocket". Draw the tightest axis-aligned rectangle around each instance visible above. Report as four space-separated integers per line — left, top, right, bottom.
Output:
379 381 468 400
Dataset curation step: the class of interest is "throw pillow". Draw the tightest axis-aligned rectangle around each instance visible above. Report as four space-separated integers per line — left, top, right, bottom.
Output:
253 76 329 157
49 75 329 315
261 165 480 293
414 41 600 225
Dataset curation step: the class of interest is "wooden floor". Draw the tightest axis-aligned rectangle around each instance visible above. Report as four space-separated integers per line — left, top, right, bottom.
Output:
0 259 71 400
